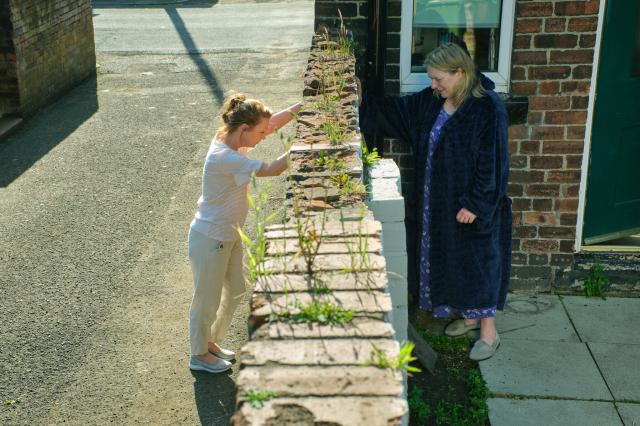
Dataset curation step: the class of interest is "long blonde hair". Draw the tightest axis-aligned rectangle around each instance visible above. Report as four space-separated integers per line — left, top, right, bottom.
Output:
218 93 272 134
424 43 485 107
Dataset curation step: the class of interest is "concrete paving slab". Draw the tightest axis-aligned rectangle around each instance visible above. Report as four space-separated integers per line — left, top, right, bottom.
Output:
497 294 580 342
480 340 612 400
589 343 640 402
562 296 640 344
617 402 640 426
488 398 622 426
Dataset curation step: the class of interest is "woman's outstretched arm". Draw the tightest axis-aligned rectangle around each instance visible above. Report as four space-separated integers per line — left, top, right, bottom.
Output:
268 102 303 134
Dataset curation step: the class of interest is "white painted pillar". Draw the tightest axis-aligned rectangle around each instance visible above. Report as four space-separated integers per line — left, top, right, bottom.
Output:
366 159 408 343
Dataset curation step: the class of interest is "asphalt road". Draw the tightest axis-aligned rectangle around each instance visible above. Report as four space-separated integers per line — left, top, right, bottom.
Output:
0 1 312 424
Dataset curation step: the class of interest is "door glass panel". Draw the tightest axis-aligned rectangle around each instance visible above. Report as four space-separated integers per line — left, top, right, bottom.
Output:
632 6 640 76
411 0 502 73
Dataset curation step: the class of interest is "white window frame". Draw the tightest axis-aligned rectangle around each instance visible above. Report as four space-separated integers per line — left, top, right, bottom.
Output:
400 0 517 93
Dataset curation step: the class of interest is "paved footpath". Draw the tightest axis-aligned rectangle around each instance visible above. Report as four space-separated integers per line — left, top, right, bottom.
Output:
481 294 640 426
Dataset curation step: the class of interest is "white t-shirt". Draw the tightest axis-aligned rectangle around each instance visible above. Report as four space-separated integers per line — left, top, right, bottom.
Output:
190 139 264 241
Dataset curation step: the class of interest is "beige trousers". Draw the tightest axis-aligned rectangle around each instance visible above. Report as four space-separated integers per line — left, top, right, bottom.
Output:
188 228 245 356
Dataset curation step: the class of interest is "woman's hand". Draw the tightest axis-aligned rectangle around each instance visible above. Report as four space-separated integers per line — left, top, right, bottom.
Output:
456 207 477 224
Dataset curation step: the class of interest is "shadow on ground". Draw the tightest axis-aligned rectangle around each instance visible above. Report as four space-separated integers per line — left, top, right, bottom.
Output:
92 0 218 8
192 370 238 424
0 77 98 188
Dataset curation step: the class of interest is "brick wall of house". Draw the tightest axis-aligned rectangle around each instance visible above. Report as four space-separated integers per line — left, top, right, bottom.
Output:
317 0 605 292
507 0 598 290
8 0 95 116
0 4 19 116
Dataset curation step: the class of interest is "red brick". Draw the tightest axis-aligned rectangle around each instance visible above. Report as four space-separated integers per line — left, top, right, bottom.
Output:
509 140 519 155
524 212 557 225
560 239 575 252
512 252 527 265
529 96 570 110
555 198 579 211
522 239 560 252
530 65 571 80
513 213 523 226
513 50 548 65
531 126 565 140
512 66 527 80
551 253 575 266
555 1 599 16
566 155 583 169
539 81 560 95
563 184 581 197
548 170 581 183
516 19 543 33
510 170 545 183
529 253 550 265
560 213 578 226
539 226 576 239
533 198 553 211
568 17 598 32
545 111 587 125
531 156 564 169
580 34 596 48
528 111 543 125
572 65 593 79
550 50 594 65
561 81 591 94
509 140 518 154
525 183 561 197
515 226 537 238
566 126 586 139
509 125 529 140
520 140 541 154
518 2 553 17
571 96 589 110
514 35 532 49
542 140 584 154
509 183 524 197
512 82 537 96
545 18 566 32
513 198 533 211
511 155 528 169
534 34 578 49
513 238 522 251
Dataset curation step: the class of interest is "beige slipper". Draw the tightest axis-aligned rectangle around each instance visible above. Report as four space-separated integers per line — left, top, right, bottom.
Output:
469 333 500 361
444 319 481 337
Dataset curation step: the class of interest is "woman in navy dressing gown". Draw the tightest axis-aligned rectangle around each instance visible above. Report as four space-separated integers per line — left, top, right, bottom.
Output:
359 43 512 360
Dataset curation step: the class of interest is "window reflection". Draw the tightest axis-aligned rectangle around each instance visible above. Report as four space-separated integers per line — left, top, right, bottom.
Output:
411 0 502 72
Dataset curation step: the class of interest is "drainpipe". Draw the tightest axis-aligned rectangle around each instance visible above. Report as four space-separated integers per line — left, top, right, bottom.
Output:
366 0 387 155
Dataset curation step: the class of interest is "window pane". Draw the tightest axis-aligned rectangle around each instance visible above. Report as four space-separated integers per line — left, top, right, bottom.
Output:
411 0 502 73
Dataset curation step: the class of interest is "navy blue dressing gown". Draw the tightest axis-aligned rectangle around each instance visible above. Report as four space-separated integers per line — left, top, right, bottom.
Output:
359 75 512 313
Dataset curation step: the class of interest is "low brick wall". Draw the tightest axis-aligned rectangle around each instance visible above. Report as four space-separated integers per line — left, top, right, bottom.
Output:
231 37 407 425
6 0 95 116
0 4 19 116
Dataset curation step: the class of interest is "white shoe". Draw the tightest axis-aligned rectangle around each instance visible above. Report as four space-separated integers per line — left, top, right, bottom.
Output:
209 347 235 361
189 356 231 373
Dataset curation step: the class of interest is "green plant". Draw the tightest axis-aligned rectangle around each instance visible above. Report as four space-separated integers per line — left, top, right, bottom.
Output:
272 300 354 326
3 396 22 406
408 386 431 423
361 143 381 169
309 277 332 294
237 176 281 282
584 263 609 299
245 389 278 409
332 173 366 199
320 120 347 145
365 341 422 374
314 150 347 173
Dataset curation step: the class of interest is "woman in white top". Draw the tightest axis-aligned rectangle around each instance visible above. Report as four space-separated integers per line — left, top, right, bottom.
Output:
188 93 301 373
